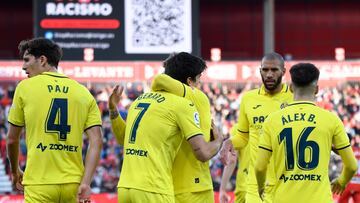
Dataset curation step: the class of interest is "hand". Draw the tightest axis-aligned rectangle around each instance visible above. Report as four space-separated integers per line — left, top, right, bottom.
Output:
108 85 124 110
331 178 345 195
258 186 265 201
11 168 24 192
77 183 92 203
220 139 235 165
219 189 230 203
210 120 224 142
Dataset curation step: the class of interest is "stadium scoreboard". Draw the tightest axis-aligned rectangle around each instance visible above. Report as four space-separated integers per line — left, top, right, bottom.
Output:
34 0 199 61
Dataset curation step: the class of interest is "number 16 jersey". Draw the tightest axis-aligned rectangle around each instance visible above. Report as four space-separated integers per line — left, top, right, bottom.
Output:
259 101 350 203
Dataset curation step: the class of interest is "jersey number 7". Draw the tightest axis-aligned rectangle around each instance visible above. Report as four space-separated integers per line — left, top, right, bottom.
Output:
129 103 150 144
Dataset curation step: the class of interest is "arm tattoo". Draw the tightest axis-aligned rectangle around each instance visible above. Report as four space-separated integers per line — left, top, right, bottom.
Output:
109 110 119 120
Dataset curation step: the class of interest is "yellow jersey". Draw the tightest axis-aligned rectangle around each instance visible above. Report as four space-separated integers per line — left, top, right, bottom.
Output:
230 124 249 194
259 101 351 203
117 91 203 195
8 72 102 185
151 74 213 194
233 84 293 186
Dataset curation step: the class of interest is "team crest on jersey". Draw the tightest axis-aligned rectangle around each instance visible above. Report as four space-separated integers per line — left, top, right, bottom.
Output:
280 102 289 109
194 112 200 128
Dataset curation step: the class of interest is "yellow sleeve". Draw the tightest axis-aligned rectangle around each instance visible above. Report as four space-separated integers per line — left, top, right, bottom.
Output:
7 82 25 126
110 116 126 145
230 130 249 149
84 97 102 129
231 95 250 149
195 90 212 140
174 99 202 140
337 147 358 187
332 116 351 150
151 74 185 97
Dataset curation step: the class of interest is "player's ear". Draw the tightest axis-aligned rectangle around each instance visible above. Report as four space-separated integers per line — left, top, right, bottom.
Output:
315 85 319 95
39 55 47 67
186 77 193 86
282 68 286 76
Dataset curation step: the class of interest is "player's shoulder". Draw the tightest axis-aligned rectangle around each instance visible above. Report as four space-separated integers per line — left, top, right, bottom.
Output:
193 88 209 102
241 88 260 100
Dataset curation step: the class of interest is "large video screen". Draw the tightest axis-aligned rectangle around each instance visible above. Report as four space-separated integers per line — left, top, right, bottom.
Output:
34 0 199 61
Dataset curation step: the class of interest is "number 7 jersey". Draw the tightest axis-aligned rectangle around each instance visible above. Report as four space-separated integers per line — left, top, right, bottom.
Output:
118 91 203 195
8 72 102 185
259 101 350 203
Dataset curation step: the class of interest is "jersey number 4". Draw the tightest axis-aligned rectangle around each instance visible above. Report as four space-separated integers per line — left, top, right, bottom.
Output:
45 98 71 141
129 103 150 144
279 127 319 171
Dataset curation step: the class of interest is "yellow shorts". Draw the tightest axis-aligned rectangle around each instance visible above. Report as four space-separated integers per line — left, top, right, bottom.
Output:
24 183 79 203
245 184 274 203
234 190 246 203
175 190 214 203
118 187 174 203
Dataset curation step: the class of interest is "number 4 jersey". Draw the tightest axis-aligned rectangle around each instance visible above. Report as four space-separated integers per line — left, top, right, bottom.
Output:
259 101 350 203
8 72 102 185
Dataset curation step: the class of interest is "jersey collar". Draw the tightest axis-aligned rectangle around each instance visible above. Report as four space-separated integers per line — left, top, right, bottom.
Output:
288 101 316 107
258 84 289 96
41 72 69 78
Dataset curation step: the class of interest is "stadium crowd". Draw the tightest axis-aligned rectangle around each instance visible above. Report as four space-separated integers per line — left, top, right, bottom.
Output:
0 81 359 193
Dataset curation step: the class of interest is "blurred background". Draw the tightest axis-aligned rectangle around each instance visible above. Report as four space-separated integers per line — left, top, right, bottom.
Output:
0 0 360 202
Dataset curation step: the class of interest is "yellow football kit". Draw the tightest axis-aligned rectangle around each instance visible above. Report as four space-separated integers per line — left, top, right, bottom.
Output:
259 101 352 203
230 84 293 203
117 91 203 202
8 72 101 185
8 72 101 202
151 74 214 203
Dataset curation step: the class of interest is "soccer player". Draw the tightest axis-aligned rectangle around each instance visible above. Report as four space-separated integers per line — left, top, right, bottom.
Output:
108 52 224 203
220 52 293 203
219 124 249 203
255 63 358 203
151 73 213 202
6 38 103 203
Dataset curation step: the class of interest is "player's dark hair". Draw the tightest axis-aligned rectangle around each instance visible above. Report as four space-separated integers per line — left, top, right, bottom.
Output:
163 52 207 84
18 37 62 68
262 52 285 68
290 63 320 87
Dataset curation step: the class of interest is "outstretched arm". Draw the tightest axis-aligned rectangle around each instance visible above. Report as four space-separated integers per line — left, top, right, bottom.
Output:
151 74 186 97
108 85 126 145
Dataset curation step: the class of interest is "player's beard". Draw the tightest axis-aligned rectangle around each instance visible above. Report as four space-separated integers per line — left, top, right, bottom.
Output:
262 75 282 91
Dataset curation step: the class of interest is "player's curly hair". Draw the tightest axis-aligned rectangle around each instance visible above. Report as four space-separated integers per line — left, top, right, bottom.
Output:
290 63 320 87
163 52 207 84
18 37 62 68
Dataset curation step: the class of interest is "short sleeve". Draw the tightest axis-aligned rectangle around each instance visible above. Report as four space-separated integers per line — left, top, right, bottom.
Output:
174 99 202 140
8 84 25 126
237 95 249 133
332 116 351 150
84 96 102 130
259 119 273 152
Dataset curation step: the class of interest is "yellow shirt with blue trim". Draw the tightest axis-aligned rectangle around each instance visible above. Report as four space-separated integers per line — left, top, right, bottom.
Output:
117 91 203 195
8 72 102 185
151 74 213 194
232 84 293 186
259 101 351 203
